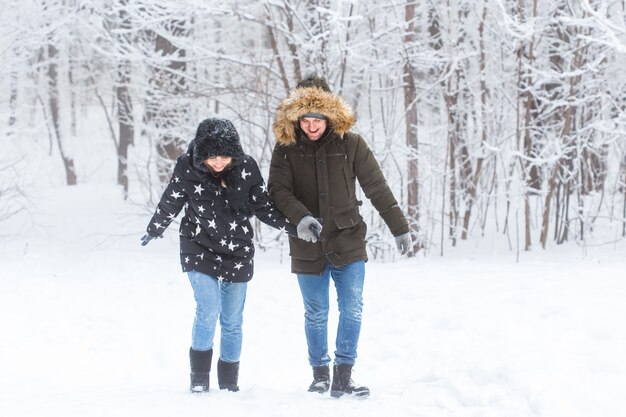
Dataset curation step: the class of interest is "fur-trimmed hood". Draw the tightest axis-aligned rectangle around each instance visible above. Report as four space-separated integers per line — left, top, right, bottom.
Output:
273 87 356 146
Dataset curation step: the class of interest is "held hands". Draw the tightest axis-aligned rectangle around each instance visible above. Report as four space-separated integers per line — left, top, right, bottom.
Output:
297 215 323 243
140 233 163 246
394 232 412 255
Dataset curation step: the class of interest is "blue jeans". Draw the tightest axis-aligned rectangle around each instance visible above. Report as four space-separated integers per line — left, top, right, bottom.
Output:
296 260 365 367
187 271 247 363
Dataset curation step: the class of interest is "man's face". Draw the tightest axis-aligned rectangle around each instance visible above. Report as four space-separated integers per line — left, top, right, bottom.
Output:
299 117 327 141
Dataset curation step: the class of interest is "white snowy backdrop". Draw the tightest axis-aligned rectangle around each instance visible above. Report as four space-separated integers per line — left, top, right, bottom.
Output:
1 183 626 417
2 1 626 416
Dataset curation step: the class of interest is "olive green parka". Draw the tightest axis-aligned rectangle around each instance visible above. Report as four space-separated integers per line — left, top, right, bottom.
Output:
269 86 409 275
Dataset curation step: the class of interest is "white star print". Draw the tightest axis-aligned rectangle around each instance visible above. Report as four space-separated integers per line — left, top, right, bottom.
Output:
220 239 227 246
234 262 243 270
153 222 164 229
194 184 205 195
241 169 251 180
185 256 190 263
207 219 216 229
244 246 250 252
260 183 268 193
228 241 238 251
229 220 238 231
242 225 249 234
198 205 206 213
173 176 180 183
170 191 183 199
216 255 223 262
218 275 225 281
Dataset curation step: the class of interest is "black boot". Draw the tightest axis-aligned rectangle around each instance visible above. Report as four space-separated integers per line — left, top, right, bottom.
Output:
189 348 212 393
330 364 370 398
307 365 330 394
217 359 240 392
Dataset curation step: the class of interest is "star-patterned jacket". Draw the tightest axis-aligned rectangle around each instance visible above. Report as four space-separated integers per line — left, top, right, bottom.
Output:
146 149 296 283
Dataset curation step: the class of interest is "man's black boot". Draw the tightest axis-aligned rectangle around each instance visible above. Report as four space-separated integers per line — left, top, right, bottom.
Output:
307 365 330 393
330 364 370 398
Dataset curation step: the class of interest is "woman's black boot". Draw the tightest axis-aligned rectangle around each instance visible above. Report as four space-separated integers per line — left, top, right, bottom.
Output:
189 348 212 393
217 358 240 392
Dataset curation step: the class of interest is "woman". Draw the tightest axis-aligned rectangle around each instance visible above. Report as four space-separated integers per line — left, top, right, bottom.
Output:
141 118 307 393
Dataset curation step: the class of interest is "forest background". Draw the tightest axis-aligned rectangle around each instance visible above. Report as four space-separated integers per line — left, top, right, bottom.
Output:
2 0 626 258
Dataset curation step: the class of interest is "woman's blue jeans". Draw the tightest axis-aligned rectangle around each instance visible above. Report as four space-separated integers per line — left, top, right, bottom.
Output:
296 260 365 367
187 271 247 363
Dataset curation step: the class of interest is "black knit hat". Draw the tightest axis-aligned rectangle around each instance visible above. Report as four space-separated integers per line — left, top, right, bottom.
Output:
192 118 244 171
296 75 331 93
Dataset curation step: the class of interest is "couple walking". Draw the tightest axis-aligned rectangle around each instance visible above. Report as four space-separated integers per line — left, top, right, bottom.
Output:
142 76 412 397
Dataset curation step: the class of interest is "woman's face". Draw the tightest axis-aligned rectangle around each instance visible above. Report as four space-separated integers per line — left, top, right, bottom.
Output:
204 156 233 172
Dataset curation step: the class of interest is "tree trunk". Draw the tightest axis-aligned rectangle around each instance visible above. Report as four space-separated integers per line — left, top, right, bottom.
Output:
116 82 133 197
461 3 488 240
48 44 77 186
144 19 189 184
115 1 134 198
539 32 586 248
516 0 537 250
446 80 458 246
403 0 420 255
9 63 18 130
302 0 329 76
263 3 291 95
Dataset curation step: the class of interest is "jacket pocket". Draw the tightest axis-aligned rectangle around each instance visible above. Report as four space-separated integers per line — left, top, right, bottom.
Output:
289 236 323 260
332 204 362 230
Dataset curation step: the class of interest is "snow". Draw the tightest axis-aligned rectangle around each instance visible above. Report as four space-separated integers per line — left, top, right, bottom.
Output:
1 183 626 417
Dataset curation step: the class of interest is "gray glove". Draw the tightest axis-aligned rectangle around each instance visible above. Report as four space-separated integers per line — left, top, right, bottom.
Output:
141 233 162 246
297 215 323 243
395 232 412 255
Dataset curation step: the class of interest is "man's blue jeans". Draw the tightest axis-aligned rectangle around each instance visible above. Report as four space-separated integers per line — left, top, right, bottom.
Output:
296 260 365 367
187 271 247 363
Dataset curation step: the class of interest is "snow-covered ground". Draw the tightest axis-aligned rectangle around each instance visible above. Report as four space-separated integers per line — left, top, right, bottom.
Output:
1 183 625 417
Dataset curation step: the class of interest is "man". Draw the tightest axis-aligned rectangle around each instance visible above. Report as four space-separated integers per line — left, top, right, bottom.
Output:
268 76 412 398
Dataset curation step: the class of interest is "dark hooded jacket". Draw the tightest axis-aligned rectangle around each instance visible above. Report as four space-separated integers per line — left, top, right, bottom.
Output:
146 118 296 283
269 84 409 275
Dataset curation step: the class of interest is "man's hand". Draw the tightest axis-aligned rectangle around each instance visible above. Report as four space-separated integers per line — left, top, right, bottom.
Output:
297 216 323 243
394 232 412 255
